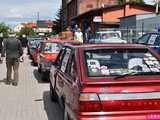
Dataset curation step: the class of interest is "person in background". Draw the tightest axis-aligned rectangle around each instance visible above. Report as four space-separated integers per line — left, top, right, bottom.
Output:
0 33 3 61
74 28 83 43
0 33 3 54
20 34 28 48
85 27 93 43
1 33 23 86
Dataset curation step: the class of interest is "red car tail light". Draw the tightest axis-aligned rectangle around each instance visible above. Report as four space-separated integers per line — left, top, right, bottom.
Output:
44 54 58 61
79 92 160 112
79 93 101 112
99 93 160 112
100 100 160 111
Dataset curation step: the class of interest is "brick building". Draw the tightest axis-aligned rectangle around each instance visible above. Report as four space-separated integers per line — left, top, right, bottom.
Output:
73 3 157 34
61 0 118 30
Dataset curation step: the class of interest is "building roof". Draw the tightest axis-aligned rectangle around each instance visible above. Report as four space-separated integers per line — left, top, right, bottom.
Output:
37 20 53 28
73 3 157 21
119 13 157 19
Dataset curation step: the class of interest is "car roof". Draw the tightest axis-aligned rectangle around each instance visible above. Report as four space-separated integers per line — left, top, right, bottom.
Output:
96 31 120 34
41 38 80 44
64 43 148 49
144 32 160 35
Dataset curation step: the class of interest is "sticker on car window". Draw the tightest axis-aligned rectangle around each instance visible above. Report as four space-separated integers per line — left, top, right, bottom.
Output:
100 66 110 75
150 68 160 72
148 35 157 45
87 59 100 68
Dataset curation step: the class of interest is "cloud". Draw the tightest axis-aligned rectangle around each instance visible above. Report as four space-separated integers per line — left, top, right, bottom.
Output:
6 8 23 18
0 0 61 25
144 0 155 4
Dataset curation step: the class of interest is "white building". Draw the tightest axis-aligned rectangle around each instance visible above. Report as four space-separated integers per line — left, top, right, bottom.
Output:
14 24 24 32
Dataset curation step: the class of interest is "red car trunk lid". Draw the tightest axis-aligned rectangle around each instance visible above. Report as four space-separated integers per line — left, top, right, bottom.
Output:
81 77 160 112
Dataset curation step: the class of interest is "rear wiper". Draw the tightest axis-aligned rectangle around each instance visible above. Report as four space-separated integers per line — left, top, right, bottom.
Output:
114 71 160 80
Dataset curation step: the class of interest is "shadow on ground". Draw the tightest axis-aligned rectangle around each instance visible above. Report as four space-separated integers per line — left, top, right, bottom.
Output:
33 69 48 84
43 91 63 120
0 78 7 84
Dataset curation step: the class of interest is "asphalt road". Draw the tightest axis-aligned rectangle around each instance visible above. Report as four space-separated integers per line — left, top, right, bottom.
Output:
0 50 63 120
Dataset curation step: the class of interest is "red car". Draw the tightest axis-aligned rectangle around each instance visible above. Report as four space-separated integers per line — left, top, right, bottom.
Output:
37 38 79 81
50 43 160 120
32 47 39 66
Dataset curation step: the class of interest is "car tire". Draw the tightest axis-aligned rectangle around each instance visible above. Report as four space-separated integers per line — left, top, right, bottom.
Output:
33 61 37 66
50 83 58 102
27 49 30 55
38 65 41 73
41 71 47 81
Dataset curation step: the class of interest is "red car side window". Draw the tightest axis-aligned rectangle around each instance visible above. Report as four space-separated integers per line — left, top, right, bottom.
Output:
60 48 72 72
70 58 77 80
55 48 66 68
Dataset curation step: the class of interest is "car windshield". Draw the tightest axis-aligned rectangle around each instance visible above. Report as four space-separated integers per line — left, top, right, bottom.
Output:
85 48 160 77
43 42 61 53
138 34 160 45
29 40 41 48
96 32 120 39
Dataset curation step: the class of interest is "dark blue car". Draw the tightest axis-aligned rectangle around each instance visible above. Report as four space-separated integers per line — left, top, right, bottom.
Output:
136 33 160 55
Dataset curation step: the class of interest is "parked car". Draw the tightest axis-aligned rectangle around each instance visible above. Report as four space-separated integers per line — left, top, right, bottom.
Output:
27 37 42 57
31 43 40 66
90 31 127 43
135 32 160 55
50 43 160 120
37 39 80 81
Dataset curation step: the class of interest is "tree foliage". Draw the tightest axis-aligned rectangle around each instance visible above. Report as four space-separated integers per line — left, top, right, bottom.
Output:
52 8 63 34
117 0 145 5
17 27 37 37
129 0 145 4
0 22 10 37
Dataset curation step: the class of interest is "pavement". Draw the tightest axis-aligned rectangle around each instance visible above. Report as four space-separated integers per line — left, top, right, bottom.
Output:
0 50 63 120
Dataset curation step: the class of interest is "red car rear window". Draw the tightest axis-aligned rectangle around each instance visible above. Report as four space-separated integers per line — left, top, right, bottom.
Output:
84 48 160 77
43 42 62 53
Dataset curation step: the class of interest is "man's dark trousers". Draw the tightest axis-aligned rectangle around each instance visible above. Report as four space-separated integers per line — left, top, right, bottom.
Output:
6 58 19 83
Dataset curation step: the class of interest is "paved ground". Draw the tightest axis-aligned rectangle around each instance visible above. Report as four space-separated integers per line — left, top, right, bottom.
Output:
0 51 63 120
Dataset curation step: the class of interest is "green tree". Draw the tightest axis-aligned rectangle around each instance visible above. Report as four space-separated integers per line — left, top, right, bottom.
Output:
129 0 145 4
0 22 10 37
52 8 62 34
117 0 123 5
18 27 37 37
117 0 145 5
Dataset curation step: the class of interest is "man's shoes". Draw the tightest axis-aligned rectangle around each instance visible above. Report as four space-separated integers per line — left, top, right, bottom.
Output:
5 80 11 85
12 82 18 86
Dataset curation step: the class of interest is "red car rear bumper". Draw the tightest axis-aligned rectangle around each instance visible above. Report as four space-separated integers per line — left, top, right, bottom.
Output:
79 111 160 120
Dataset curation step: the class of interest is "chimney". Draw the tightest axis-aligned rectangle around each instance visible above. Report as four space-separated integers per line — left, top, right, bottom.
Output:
123 0 129 16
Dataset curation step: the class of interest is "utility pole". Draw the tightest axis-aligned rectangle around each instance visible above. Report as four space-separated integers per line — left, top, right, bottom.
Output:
155 0 160 14
37 12 40 21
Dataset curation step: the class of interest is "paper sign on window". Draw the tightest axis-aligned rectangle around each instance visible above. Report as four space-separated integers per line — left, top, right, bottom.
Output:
148 35 157 45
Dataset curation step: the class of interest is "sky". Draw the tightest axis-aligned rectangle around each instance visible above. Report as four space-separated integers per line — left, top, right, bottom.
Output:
0 0 61 27
0 0 154 27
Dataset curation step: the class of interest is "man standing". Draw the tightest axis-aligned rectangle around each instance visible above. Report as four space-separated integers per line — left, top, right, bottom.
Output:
0 33 3 62
0 33 3 53
1 33 23 86
74 28 83 43
19 34 28 48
